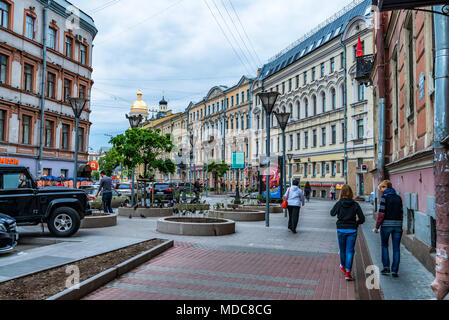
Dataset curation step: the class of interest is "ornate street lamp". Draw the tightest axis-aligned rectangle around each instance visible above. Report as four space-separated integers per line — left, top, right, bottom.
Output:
256 91 280 227
287 153 294 180
68 97 89 189
126 114 143 206
275 111 291 218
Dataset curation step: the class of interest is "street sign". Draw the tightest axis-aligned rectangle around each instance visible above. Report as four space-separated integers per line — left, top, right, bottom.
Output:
88 160 99 171
232 152 245 169
123 170 128 176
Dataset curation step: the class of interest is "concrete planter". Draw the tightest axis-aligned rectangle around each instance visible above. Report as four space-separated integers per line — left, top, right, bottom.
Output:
226 204 282 213
157 217 235 236
174 203 210 211
80 213 118 229
118 207 173 218
209 209 265 221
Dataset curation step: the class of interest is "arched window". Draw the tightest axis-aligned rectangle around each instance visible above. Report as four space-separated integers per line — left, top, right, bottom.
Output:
331 88 336 110
288 103 293 120
321 92 326 113
340 85 344 107
312 95 317 116
296 101 300 120
304 99 309 118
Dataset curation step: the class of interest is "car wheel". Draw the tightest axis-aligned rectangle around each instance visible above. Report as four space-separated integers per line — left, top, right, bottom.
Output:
47 207 81 237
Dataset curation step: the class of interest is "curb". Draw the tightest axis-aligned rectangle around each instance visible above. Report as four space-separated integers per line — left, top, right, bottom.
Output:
46 239 174 300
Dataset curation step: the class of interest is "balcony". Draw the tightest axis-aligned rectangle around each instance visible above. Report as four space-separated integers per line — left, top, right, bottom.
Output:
355 54 374 85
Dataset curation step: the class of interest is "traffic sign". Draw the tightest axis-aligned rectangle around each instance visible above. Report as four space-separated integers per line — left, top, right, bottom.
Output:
232 152 245 169
88 160 99 171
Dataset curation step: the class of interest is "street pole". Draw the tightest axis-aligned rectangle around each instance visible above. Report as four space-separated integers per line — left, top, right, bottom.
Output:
131 167 135 206
282 129 286 218
206 144 209 197
73 116 79 189
266 111 270 227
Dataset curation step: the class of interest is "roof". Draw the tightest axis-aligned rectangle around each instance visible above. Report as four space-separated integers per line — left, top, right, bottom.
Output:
259 0 372 80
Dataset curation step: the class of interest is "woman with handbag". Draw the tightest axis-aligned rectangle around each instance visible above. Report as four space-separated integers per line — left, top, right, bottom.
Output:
282 180 305 233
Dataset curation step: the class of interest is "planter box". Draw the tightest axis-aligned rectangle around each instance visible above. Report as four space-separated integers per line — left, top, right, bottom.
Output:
157 217 235 236
174 203 210 211
209 209 265 222
118 207 173 218
80 213 118 229
227 204 282 213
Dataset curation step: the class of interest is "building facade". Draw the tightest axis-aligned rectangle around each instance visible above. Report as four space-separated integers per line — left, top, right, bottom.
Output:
251 0 374 199
0 0 97 178
186 76 254 191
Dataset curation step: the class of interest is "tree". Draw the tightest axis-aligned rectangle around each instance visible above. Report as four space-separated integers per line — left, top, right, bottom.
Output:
98 147 122 176
205 160 229 194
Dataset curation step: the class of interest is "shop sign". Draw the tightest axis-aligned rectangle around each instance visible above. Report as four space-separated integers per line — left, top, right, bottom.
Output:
310 183 322 187
88 160 99 171
336 184 344 190
0 157 19 165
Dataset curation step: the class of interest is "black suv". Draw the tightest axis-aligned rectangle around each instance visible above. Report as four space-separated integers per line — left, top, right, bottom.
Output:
0 165 92 237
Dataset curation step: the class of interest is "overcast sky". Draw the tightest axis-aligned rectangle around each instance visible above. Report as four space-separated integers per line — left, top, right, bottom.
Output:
71 0 354 151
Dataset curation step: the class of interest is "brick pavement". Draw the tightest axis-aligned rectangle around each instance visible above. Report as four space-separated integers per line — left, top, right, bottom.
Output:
84 199 356 300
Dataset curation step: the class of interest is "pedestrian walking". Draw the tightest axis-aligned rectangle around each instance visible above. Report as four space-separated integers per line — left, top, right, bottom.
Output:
193 179 201 203
304 182 312 202
330 185 336 200
330 184 365 281
282 180 305 234
373 180 403 277
96 170 114 214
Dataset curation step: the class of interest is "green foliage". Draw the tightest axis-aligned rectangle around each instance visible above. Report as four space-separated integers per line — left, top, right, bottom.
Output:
91 171 100 181
205 160 229 193
109 127 175 177
257 194 265 203
98 147 123 176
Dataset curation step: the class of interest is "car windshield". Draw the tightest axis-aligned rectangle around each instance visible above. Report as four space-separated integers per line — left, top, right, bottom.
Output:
155 184 170 190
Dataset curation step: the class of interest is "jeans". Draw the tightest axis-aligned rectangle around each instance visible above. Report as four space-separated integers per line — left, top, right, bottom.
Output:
380 226 403 274
102 192 113 214
337 231 358 272
287 206 300 231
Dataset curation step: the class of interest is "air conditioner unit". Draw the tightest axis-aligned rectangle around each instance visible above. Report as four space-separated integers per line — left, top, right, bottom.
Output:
75 35 83 43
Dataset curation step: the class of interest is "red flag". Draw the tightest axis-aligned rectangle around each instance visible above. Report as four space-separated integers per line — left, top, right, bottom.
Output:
356 36 363 57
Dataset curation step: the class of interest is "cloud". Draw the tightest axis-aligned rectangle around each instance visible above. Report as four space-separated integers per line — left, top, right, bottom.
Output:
72 0 354 150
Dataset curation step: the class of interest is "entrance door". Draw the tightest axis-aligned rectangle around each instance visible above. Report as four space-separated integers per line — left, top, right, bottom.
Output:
357 173 364 196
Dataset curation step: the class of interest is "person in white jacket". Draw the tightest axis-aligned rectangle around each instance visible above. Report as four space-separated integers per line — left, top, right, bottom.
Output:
283 180 305 233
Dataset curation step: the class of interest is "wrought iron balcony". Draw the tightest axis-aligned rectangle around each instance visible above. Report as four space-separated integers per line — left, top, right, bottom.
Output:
355 54 374 84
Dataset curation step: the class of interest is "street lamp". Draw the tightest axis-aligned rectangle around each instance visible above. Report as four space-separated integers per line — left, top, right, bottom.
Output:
257 91 280 227
68 97 89 189
286 153 294 218
274 111 290 200
126 114 143 206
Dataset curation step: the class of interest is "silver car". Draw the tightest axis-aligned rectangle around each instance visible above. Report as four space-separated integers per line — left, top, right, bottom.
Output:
114 183 135 198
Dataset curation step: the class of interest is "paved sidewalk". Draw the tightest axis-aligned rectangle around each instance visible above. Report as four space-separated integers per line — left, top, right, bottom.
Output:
358 202 443 300
84 200 356 300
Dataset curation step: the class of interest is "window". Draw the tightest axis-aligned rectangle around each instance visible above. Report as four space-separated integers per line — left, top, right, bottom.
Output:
78 127 84 152
321 161 326 177
324 31 332 42
0 1 9 28
256 140 259 157
312 162 316 177
341 123 345 143
331 161 336 176
241 116 244 130
330 57 335 73
79 85 87 99
277 136 279 152
0 53 6 84
331 88 336 109
43 168 52 176
282 82 285 94
304 164 308 177
296 133 300 149
334 25 342 35
313 129 317 147
231 119 233 130
288 79 292 92
312 67 315 81
236 94 239 105
80 44 87 65
241 91 244 103
305 99 308 118
64 79 72 102
236 117 239 130
65 36 73 58
321 92 326 113
61 169 68 177
295 75 299 89
24 64 33 92
304 131 309 149
22 115 31 144
246 89 249 101
289 134 293 151
45 120 53 147
320 63 325 77
47 73 55 98
340 52 344 69
0 110 4 141
25 15 35 40
296 102 300 119
0 172 33 189
48 27 57 50
357 119 364 139
321 127 326 146
246 114 249 129
231 96 234 106
358 83 365 101
312 95 317 116
331 125 336 144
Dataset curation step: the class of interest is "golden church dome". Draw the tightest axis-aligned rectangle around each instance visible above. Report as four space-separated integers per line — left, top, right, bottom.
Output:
130 90 149 117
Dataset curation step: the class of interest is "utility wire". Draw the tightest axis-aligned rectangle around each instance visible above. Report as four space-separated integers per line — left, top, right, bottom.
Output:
219 0 259 71
227 0 262 66
88 0 124 14
202 0 252 75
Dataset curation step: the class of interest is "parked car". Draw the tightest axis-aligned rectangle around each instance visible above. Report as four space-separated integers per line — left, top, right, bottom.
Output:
177 182 192 192
88 189 130 210
0 165 92 237
79 185 99 196
114 182 135 198
0 213 18 254
148 182 174 202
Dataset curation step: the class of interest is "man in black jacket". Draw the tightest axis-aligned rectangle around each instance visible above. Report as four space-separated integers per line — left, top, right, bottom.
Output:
374 180 403 277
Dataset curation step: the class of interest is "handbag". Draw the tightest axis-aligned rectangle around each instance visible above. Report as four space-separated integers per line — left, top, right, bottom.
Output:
282 188 290 209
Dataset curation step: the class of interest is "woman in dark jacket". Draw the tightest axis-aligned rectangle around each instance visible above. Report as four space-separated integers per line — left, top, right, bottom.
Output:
330 184 365 281
304 182 312 202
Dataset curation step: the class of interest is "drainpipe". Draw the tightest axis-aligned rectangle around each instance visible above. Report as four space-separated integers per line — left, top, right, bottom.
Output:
38 0 50 178
431 5 449 300
339 36 348 184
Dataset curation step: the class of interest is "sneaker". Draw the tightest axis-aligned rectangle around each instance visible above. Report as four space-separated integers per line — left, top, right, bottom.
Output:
381 268 390 275
345 271 353 281
392 273 399 278
339 265 346 274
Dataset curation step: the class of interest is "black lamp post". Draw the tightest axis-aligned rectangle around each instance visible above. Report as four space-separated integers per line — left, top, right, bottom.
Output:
274 112 291 200
287 153 294 181
68 97 88 189
126 114 143 206
256 91 280 227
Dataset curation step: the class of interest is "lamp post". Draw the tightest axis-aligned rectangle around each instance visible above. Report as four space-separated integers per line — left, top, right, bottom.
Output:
256 91 280 227
274 112 291 200
126 113 143 206
286 153 293 218
68 97 88 189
